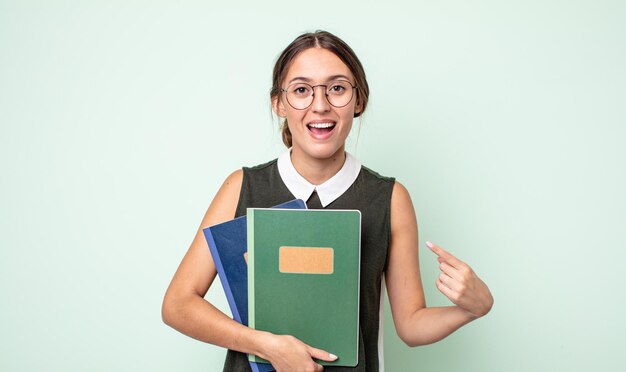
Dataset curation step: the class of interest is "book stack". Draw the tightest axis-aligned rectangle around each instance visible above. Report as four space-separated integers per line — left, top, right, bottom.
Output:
204 200 361 369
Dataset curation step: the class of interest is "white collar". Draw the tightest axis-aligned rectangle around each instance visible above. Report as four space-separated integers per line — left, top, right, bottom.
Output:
277 149 361 207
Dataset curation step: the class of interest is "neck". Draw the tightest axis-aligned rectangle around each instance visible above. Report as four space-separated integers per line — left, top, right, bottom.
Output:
290 147 346 185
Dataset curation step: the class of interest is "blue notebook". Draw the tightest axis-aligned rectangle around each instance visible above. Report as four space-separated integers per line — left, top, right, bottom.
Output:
203 199 307 372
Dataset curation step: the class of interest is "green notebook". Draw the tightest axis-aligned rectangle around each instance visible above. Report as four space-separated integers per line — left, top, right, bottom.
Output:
247 208 361 367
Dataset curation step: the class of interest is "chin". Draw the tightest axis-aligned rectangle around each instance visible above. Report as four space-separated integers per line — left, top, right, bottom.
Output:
306 144 345 160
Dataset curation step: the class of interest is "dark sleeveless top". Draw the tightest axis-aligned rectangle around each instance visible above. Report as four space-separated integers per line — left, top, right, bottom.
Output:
223 159 395 372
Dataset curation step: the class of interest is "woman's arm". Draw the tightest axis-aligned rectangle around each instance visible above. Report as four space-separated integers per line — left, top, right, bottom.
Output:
161 170 259 348
385 182 493 346
161 170 336 371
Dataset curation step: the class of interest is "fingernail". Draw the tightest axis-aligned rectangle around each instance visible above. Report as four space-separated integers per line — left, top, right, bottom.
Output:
426 241 434 249
329 353 337 360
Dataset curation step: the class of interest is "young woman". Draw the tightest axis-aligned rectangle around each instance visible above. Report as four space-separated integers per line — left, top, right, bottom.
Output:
162 30 493 372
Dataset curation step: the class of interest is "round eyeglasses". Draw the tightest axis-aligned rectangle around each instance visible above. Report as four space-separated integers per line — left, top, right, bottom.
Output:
280 80 358 110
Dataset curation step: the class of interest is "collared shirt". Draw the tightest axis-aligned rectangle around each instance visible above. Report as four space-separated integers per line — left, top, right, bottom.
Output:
276 149 362 208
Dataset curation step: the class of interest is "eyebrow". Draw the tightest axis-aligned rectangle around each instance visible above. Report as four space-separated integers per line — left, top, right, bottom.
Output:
288 74 353 84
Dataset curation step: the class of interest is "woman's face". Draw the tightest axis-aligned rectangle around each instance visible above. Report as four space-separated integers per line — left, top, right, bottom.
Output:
274 47 362 162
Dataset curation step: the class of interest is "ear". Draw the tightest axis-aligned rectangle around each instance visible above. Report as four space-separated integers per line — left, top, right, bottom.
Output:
354 98 364 116
272 96 287 118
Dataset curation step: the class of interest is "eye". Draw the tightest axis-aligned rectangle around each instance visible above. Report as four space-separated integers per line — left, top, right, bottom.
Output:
328 81 349 94
291 84 311 96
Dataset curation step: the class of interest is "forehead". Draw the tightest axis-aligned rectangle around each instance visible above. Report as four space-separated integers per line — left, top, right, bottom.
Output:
284 47 354 83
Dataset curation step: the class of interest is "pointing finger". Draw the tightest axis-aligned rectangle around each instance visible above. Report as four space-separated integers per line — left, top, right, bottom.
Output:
426 241 447 257
427 241 464 268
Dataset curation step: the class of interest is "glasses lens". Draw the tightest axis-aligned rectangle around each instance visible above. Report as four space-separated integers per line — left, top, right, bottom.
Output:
286 83 313 110
326 80 354 107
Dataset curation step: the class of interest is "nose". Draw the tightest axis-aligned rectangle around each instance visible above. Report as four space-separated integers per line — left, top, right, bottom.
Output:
311 85 331 113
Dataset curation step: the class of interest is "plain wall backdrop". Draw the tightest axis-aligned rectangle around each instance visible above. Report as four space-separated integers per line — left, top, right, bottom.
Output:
1 1 624 371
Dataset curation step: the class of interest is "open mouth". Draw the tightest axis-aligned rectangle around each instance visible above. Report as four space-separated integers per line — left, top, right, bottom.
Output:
307 122 336 137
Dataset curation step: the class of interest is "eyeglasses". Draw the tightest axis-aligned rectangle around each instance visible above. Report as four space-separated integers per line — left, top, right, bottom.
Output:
280 80 357 110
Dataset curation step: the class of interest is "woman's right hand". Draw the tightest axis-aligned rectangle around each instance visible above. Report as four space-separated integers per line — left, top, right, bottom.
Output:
259 333 337 372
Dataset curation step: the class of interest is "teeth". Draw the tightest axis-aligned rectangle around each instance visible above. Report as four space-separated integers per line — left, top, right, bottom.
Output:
308 122 335 128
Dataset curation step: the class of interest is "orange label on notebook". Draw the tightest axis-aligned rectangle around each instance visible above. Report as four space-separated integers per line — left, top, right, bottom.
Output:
279 247 334 274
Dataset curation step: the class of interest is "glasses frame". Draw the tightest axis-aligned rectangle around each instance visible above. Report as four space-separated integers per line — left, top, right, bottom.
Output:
280 80 358 110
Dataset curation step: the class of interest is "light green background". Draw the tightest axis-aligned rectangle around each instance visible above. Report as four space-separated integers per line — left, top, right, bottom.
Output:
1 1 624 371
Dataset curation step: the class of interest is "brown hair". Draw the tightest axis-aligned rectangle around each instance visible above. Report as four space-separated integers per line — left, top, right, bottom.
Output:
270 30 370 148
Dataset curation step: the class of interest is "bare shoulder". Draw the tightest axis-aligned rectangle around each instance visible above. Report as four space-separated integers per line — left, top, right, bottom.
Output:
224 168 244 186
391 181 412 204
217 169 244 203
390 181 417 229
201 169 244 228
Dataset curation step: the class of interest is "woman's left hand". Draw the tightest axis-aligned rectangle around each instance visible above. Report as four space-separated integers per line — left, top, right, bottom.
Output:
427 241 494 318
